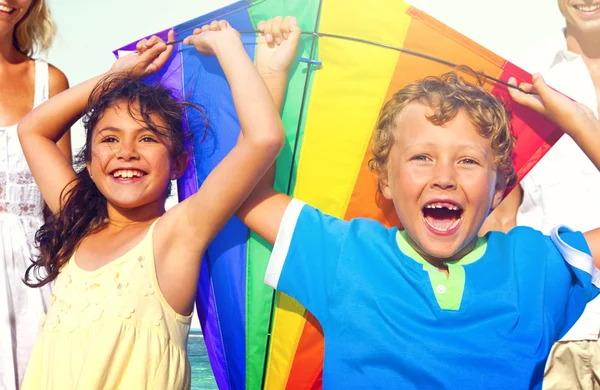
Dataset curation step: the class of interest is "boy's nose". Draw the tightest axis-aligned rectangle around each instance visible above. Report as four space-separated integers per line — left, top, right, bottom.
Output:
430 163 457 190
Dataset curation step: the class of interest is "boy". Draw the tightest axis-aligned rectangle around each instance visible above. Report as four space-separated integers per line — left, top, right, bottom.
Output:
240 17 600 389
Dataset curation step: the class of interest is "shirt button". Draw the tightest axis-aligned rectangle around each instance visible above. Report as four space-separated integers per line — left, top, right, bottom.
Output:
436 285 446 295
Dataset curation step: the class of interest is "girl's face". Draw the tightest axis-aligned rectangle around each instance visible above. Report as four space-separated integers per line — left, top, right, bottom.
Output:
86 101 187 214
0 0 33 34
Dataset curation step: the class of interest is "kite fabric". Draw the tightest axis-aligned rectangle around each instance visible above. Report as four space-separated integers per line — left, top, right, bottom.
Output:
114 0 563 388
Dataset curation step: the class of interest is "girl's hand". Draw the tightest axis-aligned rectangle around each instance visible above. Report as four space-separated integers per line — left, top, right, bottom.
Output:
508 74 599 138
256 16 301 78
110 30 175 76
183 20 241 55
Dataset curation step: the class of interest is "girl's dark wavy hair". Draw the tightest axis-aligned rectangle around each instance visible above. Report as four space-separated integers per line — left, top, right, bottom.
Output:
25 73 207 287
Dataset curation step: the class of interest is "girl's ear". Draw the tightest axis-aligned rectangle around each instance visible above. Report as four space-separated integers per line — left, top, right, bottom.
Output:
171 152 189 180
86 161 93 180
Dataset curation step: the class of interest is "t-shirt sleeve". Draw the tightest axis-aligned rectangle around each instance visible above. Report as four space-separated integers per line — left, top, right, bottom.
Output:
546 226 600 336
264 199 349 322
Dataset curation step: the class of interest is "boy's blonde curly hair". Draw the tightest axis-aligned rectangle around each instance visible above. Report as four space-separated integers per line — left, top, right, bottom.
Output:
14 0 56 56
369 70 517 188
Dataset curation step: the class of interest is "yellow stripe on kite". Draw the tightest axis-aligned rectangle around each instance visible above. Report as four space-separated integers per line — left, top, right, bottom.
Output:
265 1 413 389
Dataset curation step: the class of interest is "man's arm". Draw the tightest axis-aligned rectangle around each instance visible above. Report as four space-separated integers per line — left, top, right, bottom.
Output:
479 185 522 235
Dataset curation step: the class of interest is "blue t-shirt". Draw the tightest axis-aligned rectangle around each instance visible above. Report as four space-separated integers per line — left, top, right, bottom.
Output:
265 199 600 390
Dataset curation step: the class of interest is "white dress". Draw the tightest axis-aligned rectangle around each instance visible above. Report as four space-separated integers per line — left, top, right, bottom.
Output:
0 59 52 390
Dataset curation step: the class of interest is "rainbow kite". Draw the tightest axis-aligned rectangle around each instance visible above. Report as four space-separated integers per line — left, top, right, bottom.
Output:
115 0 562 388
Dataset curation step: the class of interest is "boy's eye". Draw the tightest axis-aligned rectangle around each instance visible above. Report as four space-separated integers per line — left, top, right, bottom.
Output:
459 158 479 165
411 155 429 162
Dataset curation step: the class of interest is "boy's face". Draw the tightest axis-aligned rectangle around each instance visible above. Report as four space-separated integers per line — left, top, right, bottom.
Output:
380 102 504 262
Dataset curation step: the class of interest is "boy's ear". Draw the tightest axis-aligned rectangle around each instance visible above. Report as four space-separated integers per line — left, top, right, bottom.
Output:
380 176 393 200
491 178 507 210
171 152 189 180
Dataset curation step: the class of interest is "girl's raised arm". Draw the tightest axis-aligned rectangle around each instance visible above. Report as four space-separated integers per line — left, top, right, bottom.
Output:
18 36 174 214
156 22 289 285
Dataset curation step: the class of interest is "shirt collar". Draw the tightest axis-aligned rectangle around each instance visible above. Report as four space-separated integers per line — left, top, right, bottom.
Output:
550 27 584 68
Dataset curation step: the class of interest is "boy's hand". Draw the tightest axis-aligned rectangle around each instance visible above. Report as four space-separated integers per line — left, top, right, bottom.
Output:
183 20 242 55
111 30 174 76
508 74 599 138
256 16 301 79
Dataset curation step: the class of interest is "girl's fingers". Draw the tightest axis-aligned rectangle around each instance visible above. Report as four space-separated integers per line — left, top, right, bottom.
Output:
218 20 229 29
193 28 202 35
210 20 220 31
257 20 266 33
263 19 273 43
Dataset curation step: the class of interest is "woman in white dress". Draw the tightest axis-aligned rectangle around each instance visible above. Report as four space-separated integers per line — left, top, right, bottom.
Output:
0 1 70 388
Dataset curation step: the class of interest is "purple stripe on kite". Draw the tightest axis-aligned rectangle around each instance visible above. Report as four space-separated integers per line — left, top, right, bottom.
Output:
175 8 256 390
112 28 172 57
196 255 229 389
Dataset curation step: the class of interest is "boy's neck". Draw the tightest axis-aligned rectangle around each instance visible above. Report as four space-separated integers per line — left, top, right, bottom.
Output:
405 233 479 272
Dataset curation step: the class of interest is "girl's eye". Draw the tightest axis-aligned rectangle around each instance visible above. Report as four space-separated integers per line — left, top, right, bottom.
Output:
101 137 117 143
141 136 158 143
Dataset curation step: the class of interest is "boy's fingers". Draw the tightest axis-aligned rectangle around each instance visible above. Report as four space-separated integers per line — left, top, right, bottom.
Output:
289 16 301 37
271 16 283 44
280 17 291 40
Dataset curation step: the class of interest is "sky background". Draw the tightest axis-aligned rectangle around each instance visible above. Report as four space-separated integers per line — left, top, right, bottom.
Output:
43 0 567 328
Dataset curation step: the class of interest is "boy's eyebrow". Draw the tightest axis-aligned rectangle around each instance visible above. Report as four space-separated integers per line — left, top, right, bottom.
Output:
403 141 489 155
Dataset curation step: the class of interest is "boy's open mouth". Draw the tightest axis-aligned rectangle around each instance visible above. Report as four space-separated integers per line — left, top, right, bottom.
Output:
421 201 463 235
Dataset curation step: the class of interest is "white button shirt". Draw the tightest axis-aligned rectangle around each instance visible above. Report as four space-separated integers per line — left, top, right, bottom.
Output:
517 30 600 341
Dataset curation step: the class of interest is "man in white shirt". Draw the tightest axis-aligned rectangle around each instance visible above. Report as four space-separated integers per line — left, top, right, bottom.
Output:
481 0 600 387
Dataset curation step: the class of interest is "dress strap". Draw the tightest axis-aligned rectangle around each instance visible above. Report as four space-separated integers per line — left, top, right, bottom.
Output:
33 59 49 108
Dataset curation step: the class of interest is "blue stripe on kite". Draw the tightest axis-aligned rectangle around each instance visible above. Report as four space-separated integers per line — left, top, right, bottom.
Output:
176 7 256 390
176 0 254 37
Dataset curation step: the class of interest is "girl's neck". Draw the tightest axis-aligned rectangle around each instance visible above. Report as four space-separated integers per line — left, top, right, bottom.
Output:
106 201 167 229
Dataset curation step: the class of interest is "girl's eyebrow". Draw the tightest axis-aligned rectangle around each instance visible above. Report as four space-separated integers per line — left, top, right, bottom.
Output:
96 126 153 134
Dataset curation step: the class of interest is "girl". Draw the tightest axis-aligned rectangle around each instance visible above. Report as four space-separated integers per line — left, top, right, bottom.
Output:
18 19 295 388
0 0 70 388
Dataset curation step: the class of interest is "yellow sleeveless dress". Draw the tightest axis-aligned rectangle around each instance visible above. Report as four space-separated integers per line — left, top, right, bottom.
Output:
22 220 192 389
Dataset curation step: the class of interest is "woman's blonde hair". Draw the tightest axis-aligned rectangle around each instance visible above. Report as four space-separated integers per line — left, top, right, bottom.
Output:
13 0 56 56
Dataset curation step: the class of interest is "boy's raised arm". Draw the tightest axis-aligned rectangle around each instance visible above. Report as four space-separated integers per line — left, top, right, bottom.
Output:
237 16 301 245
509 75 600 266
